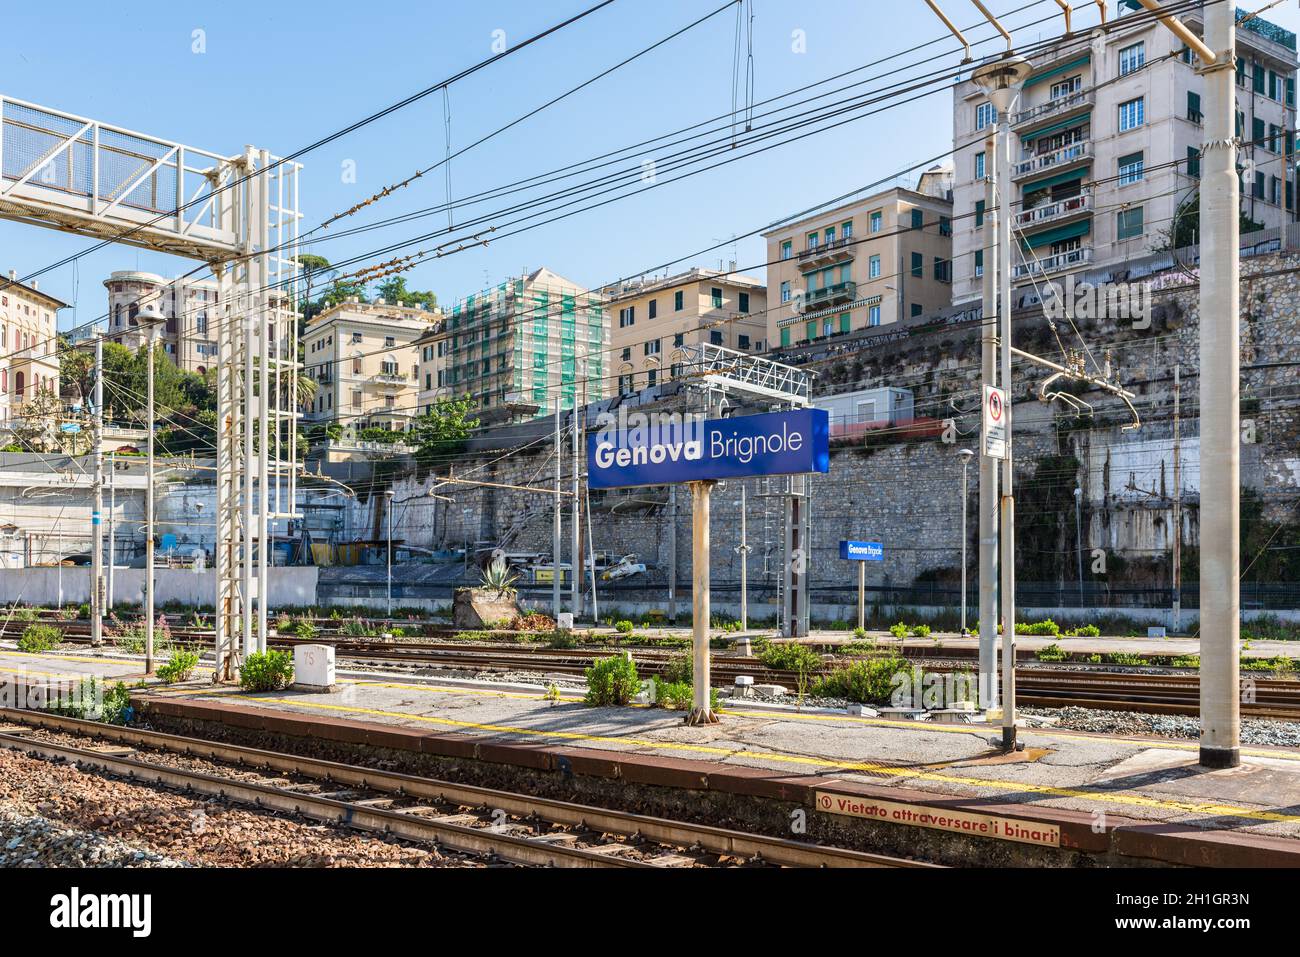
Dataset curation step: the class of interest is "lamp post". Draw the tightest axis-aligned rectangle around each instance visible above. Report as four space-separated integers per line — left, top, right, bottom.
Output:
384 489 395 619
958 448 973 634
972 53 1031 751
1073 486 1084 609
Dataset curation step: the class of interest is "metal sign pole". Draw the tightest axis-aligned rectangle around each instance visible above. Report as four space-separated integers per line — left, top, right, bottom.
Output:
687 479 718 725
857 560 865 632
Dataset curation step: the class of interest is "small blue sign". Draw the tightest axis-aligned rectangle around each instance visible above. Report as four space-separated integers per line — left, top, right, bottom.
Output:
840 540 883 562
587 408 829 490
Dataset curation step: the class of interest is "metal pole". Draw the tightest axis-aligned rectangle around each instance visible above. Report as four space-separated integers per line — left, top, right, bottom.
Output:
145 333 155 673
737 482 749 630
91 336 103 646
385 489 394 618
1172 364 1182 631
585 486 599 623
686 479 718 725
107 456 115 613
997 107 1017 751
978 129 1000 711
857 560 865 632
961 458 969 634
1198 2 1240 768
1074 488 1083 609
552 395 561 618
667 485 678 624
571 377 581 619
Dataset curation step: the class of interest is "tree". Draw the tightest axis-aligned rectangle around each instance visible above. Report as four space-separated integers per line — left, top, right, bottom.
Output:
296 254 341 324
58 339 94 404
1157 189 1268 252
11 387 84 454
374 275 437 311
411 397 479 473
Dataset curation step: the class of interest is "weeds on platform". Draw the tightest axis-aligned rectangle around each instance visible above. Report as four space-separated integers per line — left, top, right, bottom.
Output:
156 648 201 683
811 657 909 704
239 650 295 692
584 655 640 707
17 624 61 653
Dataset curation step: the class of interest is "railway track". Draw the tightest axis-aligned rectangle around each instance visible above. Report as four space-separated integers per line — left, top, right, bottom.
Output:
0 707 931 869
1017 669 1300 719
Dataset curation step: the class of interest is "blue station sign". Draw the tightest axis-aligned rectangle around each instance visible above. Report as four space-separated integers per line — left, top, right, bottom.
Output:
587 408 829 490
840 540 883 562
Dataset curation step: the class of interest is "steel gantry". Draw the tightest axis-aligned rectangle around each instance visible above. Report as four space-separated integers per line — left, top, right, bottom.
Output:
0 96 302 683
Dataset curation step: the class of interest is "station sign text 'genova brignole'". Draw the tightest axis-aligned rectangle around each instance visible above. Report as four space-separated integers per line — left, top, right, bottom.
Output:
587 408 830 490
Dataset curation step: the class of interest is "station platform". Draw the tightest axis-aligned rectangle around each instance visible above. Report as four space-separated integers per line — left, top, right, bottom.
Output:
2 645 1297 865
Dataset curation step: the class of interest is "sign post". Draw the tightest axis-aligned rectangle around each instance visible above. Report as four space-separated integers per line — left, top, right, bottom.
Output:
982 385 1008 461
839 541 884 631
590 408 829 725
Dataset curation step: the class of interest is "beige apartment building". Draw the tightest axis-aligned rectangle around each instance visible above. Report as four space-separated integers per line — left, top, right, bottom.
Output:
762 167 954 350
103 271 220 373
0 270 64 423
414 323 450 415
949 0 1298 303
602 268 767 394
301 298 442 433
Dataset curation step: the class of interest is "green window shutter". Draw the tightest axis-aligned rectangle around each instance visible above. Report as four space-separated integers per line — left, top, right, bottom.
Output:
975 249 984 271
838 313 850 333
910 252 923 277
806 321 817 341
1187 91 1200 120
910 209 923 229
1022 218 1092 249
780 327 791 347
1253 117 1266 144
975 199 985 228
1187 146 1200 178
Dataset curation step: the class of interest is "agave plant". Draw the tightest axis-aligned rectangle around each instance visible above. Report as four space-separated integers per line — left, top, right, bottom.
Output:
479 557 518 598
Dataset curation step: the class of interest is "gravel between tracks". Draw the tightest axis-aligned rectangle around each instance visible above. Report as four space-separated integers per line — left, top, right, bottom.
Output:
1021 706 1300 747
0 747 483 867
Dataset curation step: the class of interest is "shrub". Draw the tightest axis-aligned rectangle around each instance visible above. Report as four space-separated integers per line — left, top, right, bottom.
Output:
584 655 640 706
653 677 719 712
660 652 693 685
340 617 374 638
156 648 200 683
546 630 578 649
1036 643 1068 662
811 657 908 704
758 642 823 673
909 624 931 638
17 624 61 653
239 650 295 692
614 620 634 635
1016 619 1061 637
510 613 556 631
287 619 318 640
1171 654 1200 668
7 606 38 623
853 626 867 640
1104 652 1148 666
52 677 133 724
1064 624 1101 638
888 622 909 639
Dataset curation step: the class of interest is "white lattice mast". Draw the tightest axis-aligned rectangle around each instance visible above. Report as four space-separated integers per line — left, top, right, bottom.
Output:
214 147 301 681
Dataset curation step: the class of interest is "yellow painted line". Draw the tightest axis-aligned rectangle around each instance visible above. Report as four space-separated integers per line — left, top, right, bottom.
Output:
723 707 1300 762
188 692 1300 825
0 649 142 668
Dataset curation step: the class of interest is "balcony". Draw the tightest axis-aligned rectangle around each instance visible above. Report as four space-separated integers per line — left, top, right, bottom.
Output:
367 371 412 386
1012 141 1091 180
1013 245 1092 280
1011 88 1094 131
1014 193 1091 230
798 236 856 268
802 281 857 311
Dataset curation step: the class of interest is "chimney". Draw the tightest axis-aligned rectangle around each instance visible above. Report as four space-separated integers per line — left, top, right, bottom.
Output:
31 280 38 291
7 270 14 281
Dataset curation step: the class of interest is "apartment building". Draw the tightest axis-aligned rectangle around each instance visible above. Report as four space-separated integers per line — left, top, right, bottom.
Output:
762 167 954 350
601 268 767 394
950 1 1298 303
441 267 609 418
301 298 441 432
0 271 64 421
103 271 220 373
414 323 450 415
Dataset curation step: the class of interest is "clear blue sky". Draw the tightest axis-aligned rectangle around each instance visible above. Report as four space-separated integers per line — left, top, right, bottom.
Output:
2 0 1295 329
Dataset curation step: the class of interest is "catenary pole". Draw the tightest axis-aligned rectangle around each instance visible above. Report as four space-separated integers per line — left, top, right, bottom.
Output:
145 333 156 673
91 336 104 646
978 128 999 711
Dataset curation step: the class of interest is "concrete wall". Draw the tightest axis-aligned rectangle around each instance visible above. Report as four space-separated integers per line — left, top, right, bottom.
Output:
0 567 319 610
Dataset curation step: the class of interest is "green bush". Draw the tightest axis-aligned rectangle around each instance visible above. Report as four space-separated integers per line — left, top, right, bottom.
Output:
340 617 374 638
1036 643 1068 662
614 620 634 635
1063 624 1101 638
546 630 578 649
239 650 295 691
853 626 868 640
758 642 823 673
910 624 931 638
1171 654 1200 668
1104 652 1148 666
1016 619 1061 637
888 622 908 639
287 619 318 640
584 655 640 706
156 648 200 683
52 677 133 724
811 657 908 704
660 652 693 685
17 624 61 653
652 677 719 712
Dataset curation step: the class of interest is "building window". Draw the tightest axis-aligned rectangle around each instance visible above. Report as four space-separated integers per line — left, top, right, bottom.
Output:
870 210 882 233
911 304 923 318
646 369 657 387
1186 146 1201 178
674 290 684 311
975 152 986 181
1119 41 1145 76
618 306 635 328
975 249 984 277
975 199 985 229
1187 90 1201 123
352 332 362 343
780 281 791 303
711 287 723 309
644 339 660 356
739 292 750 313
869 255 881 279
673 333 684 346
618 375 632 394
1117 206 1144 240
939 215 951 237
910 252 923 278
838 314 850 334
384 336 395 347
648 299 658 320
1118 151 1144 185
933 257 951 282
781 240 792 260
910 209 923 229
807 231 819 250
869 305 881 326
824 226 836 245
621 347 631 361
780 327 791 347
975 102 996 131
1050 75 1081 100
738 334 751 349
805 321 816 341
709 330 723 346
842 220 853 239
1118 97 1144 132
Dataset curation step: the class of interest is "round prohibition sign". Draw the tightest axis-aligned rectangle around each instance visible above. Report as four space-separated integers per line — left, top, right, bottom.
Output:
987 390 1004 422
